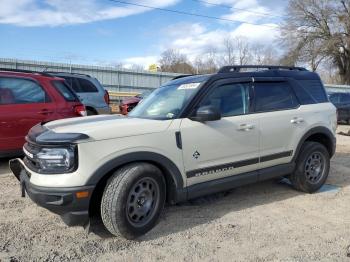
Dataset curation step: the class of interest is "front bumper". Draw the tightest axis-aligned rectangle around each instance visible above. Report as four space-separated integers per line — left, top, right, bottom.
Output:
9 158 94 227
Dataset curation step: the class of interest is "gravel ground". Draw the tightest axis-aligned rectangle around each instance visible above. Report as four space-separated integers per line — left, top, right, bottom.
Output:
1 126 350 261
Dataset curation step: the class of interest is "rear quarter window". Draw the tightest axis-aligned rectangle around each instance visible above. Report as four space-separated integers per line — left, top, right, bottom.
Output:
293 80 328 104
52 81 78 102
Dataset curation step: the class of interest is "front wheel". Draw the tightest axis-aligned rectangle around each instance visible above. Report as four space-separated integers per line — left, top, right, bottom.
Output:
290 142 330 193
101 163 166 239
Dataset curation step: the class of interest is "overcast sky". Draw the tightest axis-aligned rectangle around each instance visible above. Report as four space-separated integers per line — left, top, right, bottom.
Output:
0 0 287 68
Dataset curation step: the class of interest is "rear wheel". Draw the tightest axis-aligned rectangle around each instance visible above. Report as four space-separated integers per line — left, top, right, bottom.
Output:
86 109 97 116
101 163 165 239
290 142 330 193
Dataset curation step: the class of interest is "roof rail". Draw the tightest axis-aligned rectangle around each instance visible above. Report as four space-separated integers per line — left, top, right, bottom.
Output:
172 74 194 80
44 71 91 78
0 68 53 77
218 65 307 73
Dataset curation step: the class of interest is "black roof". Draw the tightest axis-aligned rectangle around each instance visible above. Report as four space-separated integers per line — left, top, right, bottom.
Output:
218 65 307 73
218 69 319 80
166 65 319 86
216 65 319 80
45 71 92 78
166 74 212 86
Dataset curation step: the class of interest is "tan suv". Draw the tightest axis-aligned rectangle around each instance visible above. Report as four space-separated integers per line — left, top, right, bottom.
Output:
10 65 336 239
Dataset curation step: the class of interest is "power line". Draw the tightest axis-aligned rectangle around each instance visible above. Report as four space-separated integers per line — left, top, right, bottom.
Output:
107 0 279 29
192 0 286 19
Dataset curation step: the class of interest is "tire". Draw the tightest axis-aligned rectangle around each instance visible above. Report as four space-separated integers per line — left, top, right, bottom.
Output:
101 163 166 239
290 141 330 193
87 109 97 116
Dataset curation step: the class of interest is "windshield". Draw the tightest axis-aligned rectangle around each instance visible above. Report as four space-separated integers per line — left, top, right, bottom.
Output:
129 82 202 120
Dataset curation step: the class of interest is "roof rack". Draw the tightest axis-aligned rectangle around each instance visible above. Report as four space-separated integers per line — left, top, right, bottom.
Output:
44 71 91 78
218 65 307 73
0 68 53 77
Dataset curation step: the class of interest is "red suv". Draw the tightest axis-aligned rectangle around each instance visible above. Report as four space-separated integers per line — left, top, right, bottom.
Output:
119 90 152 115
0 69 86 157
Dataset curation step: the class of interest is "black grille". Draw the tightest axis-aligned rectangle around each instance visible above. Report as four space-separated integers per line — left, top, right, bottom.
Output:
23 142 41 172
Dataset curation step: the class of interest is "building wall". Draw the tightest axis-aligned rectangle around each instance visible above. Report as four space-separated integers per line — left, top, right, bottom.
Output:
1 58 350 94
0 58 180 93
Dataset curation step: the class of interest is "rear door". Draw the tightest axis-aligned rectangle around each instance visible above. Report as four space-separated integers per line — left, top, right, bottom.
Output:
252 78 302 169
0 77 56 152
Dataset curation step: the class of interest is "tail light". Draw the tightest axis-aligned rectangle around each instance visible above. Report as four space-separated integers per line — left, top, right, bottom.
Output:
104 90 110 105
74 104 87 116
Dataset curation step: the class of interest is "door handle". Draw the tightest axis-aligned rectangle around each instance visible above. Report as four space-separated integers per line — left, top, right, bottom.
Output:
38 109 54 115
291 117 304 124
237 124 254 131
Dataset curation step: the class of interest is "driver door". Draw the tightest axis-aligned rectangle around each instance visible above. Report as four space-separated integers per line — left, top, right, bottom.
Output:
180 78 260 186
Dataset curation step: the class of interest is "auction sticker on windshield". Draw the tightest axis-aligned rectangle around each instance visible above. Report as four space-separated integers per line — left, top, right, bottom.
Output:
177 83 201 90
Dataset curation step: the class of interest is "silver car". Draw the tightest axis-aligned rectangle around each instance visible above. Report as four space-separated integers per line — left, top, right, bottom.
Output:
48 72 111 115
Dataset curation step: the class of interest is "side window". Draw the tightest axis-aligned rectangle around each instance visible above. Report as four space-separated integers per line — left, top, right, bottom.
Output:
293 80 328 104
77 78 98 93
254 82 298 112
52 81 78 102
199 83 250 117
63 77 80 93
0 77 48 105
340 93 350 103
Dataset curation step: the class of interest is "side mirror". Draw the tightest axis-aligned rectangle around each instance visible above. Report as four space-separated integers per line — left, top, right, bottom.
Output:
190 105 221 122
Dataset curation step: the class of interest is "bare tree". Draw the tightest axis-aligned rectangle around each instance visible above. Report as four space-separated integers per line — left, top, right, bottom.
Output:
109 62 124 69
317 58 342 84
158 49 195 74
222 37 236 65
129 64 145 71
280 0 350 83
299 40 326 71
235 36 251 65
251 44 280 65
194 49 219 74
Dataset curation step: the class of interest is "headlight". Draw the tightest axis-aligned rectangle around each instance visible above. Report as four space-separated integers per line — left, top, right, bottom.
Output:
36 147 75 173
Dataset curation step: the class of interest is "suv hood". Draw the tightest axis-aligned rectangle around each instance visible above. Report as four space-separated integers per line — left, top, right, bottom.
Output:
121 96 141 105
44 115 172 141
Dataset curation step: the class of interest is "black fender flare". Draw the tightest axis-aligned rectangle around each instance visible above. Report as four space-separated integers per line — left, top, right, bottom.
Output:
86 152 185 202
292 126 336 162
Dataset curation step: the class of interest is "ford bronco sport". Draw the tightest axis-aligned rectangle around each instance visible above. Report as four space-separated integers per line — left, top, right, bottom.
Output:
10 65 337 239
